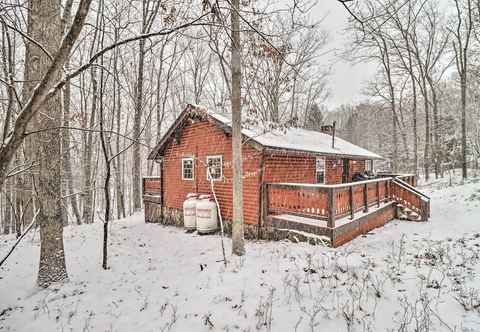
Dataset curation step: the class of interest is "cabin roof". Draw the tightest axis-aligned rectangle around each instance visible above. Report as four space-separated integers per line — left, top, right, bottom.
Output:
148 104 384 160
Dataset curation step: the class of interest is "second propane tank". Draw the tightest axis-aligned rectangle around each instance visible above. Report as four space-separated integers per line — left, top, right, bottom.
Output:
183 193 199 231
196 194 218 234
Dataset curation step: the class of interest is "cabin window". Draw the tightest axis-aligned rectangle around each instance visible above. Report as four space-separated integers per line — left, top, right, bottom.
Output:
206 155 223 181
181 158 194 180
365 159 374 172
315 157 325 184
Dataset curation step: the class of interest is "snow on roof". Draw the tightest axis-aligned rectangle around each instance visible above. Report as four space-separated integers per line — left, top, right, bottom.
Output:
204 107 383 160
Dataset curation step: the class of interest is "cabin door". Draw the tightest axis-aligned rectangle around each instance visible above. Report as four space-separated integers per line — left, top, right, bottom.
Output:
342 159 350 183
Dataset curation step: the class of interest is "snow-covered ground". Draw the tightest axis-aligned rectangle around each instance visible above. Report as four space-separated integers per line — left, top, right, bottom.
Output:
1 173 480 331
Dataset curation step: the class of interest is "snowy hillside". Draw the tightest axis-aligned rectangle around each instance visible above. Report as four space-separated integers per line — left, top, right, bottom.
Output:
1 174 480 331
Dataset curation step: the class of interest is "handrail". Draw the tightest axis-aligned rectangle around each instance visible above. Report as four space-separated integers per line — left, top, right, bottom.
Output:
267 177 393 190
393 178 430 201
391 179 430 220
377 172 415 178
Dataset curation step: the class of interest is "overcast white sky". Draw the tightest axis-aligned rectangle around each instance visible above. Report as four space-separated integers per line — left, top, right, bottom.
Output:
313 1 378 108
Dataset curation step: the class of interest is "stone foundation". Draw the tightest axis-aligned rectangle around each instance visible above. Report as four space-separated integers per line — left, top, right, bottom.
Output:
144 201 395 247
144 203 327 244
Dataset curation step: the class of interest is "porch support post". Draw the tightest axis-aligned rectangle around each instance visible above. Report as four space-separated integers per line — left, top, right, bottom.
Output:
376 181 380 207
349 185 354 220
363 183 368 212
387 179 391 200
261 183 269 226
327 188 335 228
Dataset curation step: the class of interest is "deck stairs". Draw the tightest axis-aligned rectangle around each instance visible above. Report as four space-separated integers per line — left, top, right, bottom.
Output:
396 204 421 221
391 177 430 222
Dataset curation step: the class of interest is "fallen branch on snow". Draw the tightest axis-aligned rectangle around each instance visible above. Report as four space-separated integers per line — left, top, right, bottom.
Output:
0 209 40 267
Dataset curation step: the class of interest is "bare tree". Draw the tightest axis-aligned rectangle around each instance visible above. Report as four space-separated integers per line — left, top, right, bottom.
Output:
132 0 162 212
230 0 245 256
26 0 68 287
450 0 474 179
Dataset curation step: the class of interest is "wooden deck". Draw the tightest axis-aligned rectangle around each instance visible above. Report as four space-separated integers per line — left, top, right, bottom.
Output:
262 174 430 246
142 173 430 247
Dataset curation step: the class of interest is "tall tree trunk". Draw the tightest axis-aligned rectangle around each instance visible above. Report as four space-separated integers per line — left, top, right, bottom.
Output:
423 91 430 181
61 0 81 225
231 0 245 256
3 180 11 234
132 38 145 212
113 28 125 220
25 0 68 287
81 67 97 224
461 73 467 179
429 82 441 179
411 77 418 176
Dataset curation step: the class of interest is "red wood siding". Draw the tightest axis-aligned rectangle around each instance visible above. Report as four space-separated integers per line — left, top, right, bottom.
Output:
349 159 366 181
263 154 316 183
160 119 371 226
143 178 161 194
325 157 342 184
162 120 262 225
262 155 359 185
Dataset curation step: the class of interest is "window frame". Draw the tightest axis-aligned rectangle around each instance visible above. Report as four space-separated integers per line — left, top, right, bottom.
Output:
315 156 326 184
181 157 194 181
206 155 223 181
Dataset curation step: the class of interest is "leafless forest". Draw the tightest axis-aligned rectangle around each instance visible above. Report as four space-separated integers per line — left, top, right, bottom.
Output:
0 0 479 287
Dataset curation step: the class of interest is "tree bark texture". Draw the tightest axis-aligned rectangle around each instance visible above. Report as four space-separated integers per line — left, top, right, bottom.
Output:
25 0 68 287
231 0 245 256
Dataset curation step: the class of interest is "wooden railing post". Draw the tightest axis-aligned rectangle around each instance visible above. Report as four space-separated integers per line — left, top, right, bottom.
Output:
376 181 380 207
262 183 269 224
327 188 335 228
349 185 354 220
363 183 368 212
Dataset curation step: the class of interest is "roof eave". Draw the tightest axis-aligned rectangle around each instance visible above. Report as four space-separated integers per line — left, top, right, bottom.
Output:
262 146 384 160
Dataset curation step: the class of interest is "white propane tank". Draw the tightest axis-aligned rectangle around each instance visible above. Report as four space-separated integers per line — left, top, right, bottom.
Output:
183 193 199 231
196 194 218 234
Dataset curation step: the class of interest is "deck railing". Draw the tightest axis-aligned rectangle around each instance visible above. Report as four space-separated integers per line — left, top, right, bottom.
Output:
264 177 393 228
377 173 416 186
391 179 430 221
143 176 162 196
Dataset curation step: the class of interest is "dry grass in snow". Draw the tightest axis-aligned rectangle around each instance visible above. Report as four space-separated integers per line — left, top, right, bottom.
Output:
1 173 480 331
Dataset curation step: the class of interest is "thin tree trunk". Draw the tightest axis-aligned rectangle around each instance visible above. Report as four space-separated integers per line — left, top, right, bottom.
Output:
113 28 125 220
461 73 467 178
411 77 418 176
61 0 81 225
132 37 146 211
231 0 245 256
81 67 97 224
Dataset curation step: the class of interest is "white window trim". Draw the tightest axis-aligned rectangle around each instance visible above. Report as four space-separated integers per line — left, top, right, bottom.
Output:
315 156 325 184
206 155 223 181
181 157 194 181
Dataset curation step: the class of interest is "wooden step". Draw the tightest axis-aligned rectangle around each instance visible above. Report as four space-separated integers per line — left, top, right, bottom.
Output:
275 228 331 246
268 214 331 246
396 205 422 222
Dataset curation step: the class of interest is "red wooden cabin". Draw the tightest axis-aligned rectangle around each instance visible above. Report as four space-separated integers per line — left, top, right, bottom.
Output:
144 104 430 247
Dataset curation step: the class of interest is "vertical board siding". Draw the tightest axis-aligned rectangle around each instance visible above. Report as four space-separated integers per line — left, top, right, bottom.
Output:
162 120 262 225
